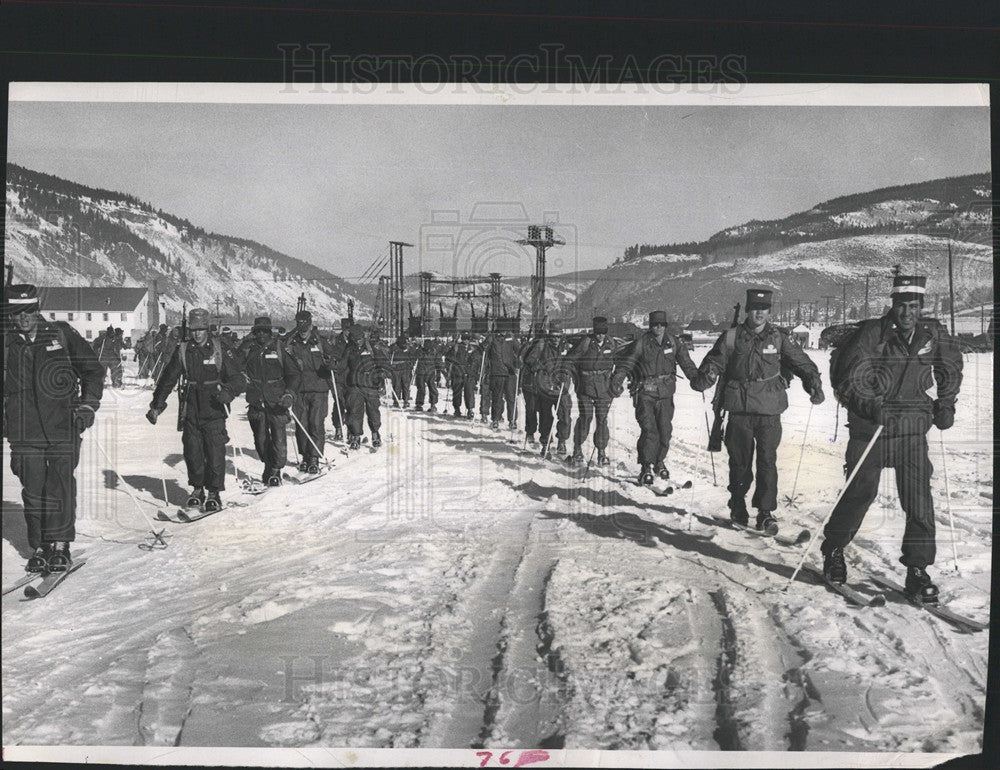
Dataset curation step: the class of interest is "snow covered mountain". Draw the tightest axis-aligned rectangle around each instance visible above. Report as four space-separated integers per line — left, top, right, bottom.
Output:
580 173 992 325
5 164 361 325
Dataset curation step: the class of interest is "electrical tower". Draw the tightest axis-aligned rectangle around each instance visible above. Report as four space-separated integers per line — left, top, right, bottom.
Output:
517 225 564 334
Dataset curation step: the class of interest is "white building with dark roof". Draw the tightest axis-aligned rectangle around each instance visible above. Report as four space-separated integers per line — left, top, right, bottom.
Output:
37 286 155 342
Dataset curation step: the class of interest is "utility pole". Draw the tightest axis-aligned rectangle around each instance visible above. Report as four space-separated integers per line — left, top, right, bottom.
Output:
947 238 956 337
822 295 835 325
838 282 849 324
389 241 413 339
517 225 564 334
796 299 802 325
213 298 222 326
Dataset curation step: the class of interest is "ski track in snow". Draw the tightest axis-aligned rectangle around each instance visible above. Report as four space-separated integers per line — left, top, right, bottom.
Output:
2 352 991 755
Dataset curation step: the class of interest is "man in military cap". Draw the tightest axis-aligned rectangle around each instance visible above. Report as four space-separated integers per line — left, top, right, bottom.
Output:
343 324 392 449
327 317 353 440
286 309 334 474
3 284 105 572
445 332 479 418
238 316 301 486
521 321 574 457
613 310 700 485
147 307 245 512
388 333 415 408
691 289 824 534
565 316 617 465
819 275 962 603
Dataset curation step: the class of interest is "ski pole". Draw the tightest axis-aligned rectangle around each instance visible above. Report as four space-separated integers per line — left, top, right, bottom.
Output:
786 403 813 504
328 374 343 426
701 392 717 486
93 437 167 549
939 430 960 575
582 444 597 480
830 402 840 442
509 368 522 442
541 383 564 458
288 407 332 468
785 424 883 591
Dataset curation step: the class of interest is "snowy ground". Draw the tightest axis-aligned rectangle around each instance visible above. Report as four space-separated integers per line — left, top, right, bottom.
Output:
2 350 992 767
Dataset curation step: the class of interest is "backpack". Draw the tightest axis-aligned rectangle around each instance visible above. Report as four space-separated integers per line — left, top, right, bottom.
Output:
178 337 223 377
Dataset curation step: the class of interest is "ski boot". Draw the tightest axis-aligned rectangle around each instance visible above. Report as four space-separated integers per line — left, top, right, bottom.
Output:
454 408 462 417
510 419 518 431
428 405 437 414
556 439 567 455
306 461 320 475
187 487 206 508
638 464 654 486
729 502 749 526
204 491 222 513
653 462 670 480
333 428 344 442
297 460 310 473
905 566 939 605
26 544 52 573
267 474 282 487
491 420 500 430
348 434 361 450
755 511 779 536
526 434 538 448
46 542 72 572
597 451 610 466
539 442 550 459
372 431 382 448
466 409 475 420
413 404 424 412
567 446 584 465
822 546 847 584
481 414 490 424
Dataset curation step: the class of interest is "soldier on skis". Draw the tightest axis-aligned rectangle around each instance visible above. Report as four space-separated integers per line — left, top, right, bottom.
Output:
413 337 444 413
445 332 479 418
486 326 521 430
4 283 105 573
237 316 301 486
146 307 245 512
388 333 416 408
93 324 125 387
819 275 963 604
328 317 352 441
521 322 574 457
612 310 700 486
690 289 824 534
286 309 334 475
564 316 618 466
343 324 392 449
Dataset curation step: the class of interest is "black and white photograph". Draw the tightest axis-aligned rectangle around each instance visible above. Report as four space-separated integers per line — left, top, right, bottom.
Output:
2 63 993 770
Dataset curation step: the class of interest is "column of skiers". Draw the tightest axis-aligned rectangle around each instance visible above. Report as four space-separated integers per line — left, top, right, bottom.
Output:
4 276 963 605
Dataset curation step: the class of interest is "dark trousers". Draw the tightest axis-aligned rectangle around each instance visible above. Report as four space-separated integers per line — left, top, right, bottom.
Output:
294 391 328 463
330 376 347 430
451 375 475 412
182 417 229 492
391 371 412 406
10 437 82 547
574 394 611 450
248 404 289 478
537 390 571 447
634 392 675 466
822 432 936 567
523 389 539 436
724 413 782 514
415 372 438 407
490 374 517 423
346 386 382 436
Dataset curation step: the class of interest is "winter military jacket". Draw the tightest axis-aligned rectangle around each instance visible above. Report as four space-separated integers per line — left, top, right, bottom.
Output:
565 334 617 398
612 330 699 399
692 322 820 415
832 314 962 439
151 335 245 423
241 337 301 409
328 333 351 381
487 336 520 377
345 339 392 389
286 330 334 393
389 341 416 373
4 320 105 444
415 343 446 378
522 338 574 398
445 342 478 380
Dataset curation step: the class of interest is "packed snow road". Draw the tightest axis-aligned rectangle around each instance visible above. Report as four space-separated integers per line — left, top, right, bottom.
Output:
2 351 991 760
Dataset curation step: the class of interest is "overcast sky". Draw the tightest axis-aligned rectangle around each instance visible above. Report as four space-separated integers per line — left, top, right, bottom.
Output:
6 103 990 279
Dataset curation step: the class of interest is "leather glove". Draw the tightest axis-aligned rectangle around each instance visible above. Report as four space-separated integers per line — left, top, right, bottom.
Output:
809 387 826 405
146 405 165 425
214 388 234 407
610 377 625 398
868 402 884 426
933 400 955 430
278 393 295 410
74 405 96 432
